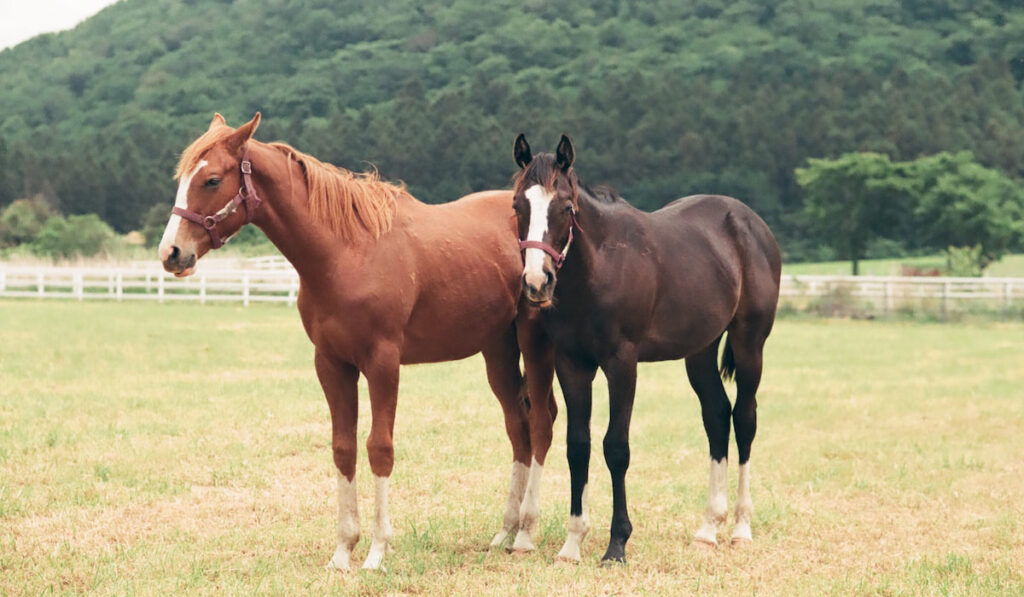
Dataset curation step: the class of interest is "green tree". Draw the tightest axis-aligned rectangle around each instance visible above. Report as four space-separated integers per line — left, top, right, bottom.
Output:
797 153 913 274
906 151 1024 269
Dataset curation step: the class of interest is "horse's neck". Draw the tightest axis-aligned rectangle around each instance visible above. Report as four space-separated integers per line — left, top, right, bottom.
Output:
248 145 373 280
562 197 603 286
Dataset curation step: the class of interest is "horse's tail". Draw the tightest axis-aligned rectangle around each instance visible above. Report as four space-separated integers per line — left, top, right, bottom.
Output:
719 334 736 381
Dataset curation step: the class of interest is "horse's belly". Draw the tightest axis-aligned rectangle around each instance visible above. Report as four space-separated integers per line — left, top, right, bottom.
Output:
398 290 518 365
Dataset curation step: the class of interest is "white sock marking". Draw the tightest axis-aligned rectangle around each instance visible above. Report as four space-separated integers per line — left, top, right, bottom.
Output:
326 470 360 571
491 461 529 547
694 457 728 545
522 184 553 289
159 160 207 260
556 483 590 561
732 462 753 542
362 474 392 570
511 456 544 551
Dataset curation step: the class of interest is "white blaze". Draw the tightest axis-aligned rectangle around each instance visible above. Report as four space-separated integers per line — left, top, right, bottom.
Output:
522 184 553 288
158 160 207 260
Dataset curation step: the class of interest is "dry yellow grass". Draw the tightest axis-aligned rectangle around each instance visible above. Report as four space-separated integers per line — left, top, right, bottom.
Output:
1 301 1022 595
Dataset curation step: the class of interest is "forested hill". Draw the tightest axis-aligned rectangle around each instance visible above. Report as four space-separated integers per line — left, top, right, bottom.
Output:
1 0 1022 250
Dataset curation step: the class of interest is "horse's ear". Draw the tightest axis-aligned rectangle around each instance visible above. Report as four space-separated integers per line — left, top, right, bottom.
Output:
227 112 261 151
555 134 575 172
514 133 532 169
208 113 227 130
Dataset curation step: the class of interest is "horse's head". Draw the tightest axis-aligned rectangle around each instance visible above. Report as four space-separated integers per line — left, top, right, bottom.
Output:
158 112 262 276
511 133 579 307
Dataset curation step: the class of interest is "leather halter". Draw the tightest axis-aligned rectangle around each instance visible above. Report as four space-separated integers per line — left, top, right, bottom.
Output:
171 147 262 250
518 208 580 270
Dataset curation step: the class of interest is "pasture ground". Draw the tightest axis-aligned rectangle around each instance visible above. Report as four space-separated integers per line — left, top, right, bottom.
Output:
1 301 1022 595
782 253 1024 277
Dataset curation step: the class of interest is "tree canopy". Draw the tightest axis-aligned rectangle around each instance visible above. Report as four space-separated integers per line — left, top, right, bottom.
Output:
1 0 1022 260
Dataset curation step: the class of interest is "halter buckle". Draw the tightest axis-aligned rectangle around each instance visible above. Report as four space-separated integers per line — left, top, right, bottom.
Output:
203 215 217 230
240 160 252 175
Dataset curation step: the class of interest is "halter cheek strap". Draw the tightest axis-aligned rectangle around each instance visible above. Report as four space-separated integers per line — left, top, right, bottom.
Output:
518 209 580 270
171 147 262 250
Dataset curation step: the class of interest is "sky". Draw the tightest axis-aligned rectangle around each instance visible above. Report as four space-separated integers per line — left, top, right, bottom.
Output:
0 0 119 50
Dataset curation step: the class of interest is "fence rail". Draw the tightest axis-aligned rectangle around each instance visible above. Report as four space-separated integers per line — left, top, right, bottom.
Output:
0 264 300 306
1 264 1022 314
780 274 1023 318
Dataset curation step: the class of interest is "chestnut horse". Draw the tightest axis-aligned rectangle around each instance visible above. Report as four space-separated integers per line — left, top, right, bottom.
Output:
158 114 557 571
510 135 781 564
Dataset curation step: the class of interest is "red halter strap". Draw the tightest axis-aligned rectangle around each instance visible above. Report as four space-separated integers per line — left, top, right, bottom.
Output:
518 209 580 270
171 147 262 250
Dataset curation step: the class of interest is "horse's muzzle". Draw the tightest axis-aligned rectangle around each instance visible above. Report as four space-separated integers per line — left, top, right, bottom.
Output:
522 273 555 308
161 245 197 277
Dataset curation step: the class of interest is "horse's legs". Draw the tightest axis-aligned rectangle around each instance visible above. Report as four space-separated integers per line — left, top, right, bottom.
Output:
511 311 556 552
729 331 766 545
361 343 401 571
555 356 597 562
315 351 361 572
685 337 733 547
601 352 638 564
482 327 532 548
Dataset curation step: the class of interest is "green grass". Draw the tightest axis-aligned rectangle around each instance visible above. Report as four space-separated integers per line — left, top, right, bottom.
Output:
2 301 1023 595
783 253 1024 277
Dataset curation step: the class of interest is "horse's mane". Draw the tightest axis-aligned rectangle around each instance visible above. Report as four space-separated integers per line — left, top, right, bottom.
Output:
268 142 399 240
175 129 399 240
580 182 624 204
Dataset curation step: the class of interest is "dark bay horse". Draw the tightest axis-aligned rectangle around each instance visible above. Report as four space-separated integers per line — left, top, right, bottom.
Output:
158 113 558 571
510 134 781 564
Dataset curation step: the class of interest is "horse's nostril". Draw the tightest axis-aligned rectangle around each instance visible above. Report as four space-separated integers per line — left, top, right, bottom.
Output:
545 270 554 286
169 245 180 261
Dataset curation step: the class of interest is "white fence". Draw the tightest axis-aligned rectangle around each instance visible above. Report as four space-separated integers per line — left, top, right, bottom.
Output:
1 263 1022 314
780 275 1024 317
0 263 300 306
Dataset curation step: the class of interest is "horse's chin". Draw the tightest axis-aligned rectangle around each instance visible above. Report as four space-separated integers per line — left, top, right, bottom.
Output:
526 297 554 309
173 267 196 278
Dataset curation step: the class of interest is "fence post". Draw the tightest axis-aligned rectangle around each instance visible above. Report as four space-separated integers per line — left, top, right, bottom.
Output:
242 273 250 307
74 272 83 301
200 274 207 305
287 278 297 307
1004 281 1012 321
37 272 45 297
158 273 165 303
116 272 123 302
942 280 950 322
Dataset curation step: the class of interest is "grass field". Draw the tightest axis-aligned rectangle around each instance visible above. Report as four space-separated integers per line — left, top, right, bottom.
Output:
1 301 1023 595
782 253 1024 277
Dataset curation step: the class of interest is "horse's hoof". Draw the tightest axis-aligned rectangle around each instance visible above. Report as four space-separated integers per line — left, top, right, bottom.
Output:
508 548 533 557
730 536 753 548
554 555 581 565
599 556 627 568
691 538 718 551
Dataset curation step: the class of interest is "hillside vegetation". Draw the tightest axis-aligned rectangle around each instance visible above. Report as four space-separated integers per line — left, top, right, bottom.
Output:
1 0 1022 256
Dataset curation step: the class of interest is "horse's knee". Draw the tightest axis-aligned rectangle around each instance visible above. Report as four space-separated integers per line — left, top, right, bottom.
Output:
602 436 630 474
366 436 394 478
332 442 357 478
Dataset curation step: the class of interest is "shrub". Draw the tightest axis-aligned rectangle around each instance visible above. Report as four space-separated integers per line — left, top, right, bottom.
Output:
31 214 116 259
0 195 56 247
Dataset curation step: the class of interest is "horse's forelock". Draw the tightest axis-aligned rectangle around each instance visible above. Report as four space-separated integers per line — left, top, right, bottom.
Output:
175 125 234 180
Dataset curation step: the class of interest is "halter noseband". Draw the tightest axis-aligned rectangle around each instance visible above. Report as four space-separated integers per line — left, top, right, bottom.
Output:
171 147 262 249
518 208 580 270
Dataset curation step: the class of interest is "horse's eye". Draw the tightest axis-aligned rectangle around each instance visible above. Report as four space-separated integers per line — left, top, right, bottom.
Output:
204 178 221 188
